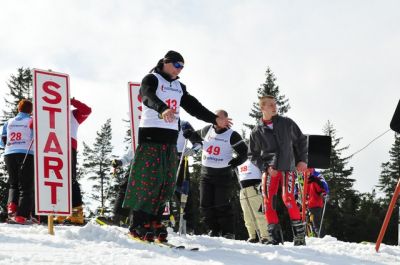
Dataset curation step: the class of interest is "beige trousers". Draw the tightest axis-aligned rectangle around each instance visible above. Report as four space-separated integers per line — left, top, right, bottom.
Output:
239 185 269 240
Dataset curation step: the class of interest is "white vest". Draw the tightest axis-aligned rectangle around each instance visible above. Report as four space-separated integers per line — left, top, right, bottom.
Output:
5 116 33 154
237 159 262 181
202 127 233 168
140 73 183 130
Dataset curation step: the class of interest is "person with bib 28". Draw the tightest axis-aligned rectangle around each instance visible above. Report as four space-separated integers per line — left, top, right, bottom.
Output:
185 110 247 238
249 95 308 246
236 158 270 243
123 51 232 243
1 99 34 225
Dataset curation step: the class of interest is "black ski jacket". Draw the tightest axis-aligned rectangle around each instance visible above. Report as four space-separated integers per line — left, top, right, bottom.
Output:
249 115 308 172
139 68 217 145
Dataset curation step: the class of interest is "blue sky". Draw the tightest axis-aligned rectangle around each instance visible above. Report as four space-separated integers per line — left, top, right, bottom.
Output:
0 0 399 194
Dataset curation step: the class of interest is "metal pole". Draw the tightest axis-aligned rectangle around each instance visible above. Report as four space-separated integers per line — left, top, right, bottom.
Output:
175 139 188 182
178 157 189 236
319 196 328 238
20 139 34 171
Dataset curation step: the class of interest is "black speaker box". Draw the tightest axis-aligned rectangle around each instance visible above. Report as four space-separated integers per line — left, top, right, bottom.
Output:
307 135 332 169
390 100 400 133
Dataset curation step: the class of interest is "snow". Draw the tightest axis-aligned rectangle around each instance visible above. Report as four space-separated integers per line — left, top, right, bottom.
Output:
0 221 399 265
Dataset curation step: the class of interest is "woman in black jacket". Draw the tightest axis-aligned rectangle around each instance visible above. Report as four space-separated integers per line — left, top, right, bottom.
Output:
123 51 231 242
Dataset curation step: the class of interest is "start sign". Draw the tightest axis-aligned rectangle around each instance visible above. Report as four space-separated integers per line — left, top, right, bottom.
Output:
128 82 141 154
33 69 72 215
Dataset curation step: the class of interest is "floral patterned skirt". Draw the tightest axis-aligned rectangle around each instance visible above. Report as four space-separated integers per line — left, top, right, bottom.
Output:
122 143 178 215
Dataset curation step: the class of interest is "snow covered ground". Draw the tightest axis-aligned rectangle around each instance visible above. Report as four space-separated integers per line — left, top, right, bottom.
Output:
0 221 399 265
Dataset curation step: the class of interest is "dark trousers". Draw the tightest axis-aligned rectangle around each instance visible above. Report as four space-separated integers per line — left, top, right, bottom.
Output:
113 170 130 218
200 173 234 235
174 156 193 228
4 153 34 218
309 207 324 237
71 149 83 207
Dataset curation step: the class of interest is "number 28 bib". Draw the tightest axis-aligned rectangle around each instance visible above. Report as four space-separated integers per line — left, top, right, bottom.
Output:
5 116 32 153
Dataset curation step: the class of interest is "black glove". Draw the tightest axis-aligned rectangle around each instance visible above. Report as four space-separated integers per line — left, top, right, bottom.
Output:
111 159 123 168
228 158 241 168
183 128 194 139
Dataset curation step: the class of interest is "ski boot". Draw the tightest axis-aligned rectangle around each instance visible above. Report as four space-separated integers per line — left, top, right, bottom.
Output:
8 216 30 225
291 220 306 246
54 215 66 224
208 230 220 237
247 237 259 243
153 222 168 242
266 223 284 245
129 223 154 242
222 233 235 239
7 202 17 218
64 205 84 225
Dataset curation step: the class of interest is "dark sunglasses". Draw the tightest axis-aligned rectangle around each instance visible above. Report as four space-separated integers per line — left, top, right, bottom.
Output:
172 62 184 69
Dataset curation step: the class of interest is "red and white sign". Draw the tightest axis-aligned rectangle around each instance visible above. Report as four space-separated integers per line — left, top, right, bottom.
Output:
128 82 142 154
33 69 71 215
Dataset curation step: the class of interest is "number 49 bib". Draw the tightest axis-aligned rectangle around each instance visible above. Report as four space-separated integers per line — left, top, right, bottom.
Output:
202 127 233 168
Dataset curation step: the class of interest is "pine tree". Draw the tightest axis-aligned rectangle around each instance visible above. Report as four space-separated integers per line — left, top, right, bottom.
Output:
244 67 290 129
377 133 400 202
1 67 32 125
321 120 358 241
376 132 400 245
355 190 387 243
82 119 114 213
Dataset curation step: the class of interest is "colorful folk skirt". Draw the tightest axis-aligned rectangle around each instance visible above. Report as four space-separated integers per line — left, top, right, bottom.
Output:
122 143 178 215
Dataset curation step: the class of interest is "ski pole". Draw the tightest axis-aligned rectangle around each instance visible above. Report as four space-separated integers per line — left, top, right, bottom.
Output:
318 196 328 238
20 139 34 171
235 168 262 242
175 139 188 183
178 156 189 236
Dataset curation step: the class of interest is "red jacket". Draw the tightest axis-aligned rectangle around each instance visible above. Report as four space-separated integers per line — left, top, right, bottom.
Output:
71 98 91 150
307 181 325 208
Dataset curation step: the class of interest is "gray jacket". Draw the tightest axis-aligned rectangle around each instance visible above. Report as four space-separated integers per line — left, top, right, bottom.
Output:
249 115 308 172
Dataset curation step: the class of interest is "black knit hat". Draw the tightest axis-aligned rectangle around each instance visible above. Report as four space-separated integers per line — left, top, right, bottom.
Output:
164 50 184 63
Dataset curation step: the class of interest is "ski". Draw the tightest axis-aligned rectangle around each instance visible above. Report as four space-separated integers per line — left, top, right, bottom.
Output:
127 233 199 251
94 216 113 226
93 220 198 251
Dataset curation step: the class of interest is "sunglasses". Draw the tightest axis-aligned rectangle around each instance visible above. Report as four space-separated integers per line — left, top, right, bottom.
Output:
172 62 184 69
